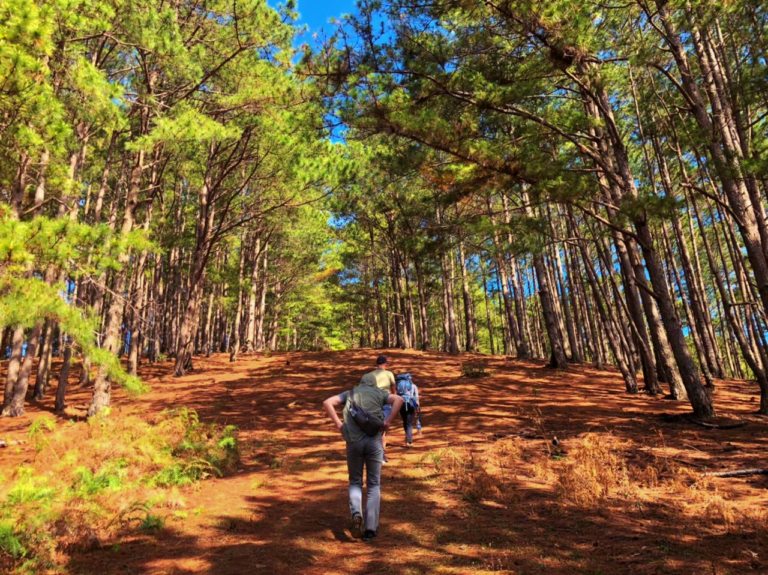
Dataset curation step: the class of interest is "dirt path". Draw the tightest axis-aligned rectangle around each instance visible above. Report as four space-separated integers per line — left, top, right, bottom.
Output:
2 350 767 574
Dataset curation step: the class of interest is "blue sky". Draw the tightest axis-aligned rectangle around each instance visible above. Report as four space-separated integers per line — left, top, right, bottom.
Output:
294 0 358 38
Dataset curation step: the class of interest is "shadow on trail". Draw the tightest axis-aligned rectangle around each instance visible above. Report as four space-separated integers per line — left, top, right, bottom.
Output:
5 349 767 574
71 450 765 575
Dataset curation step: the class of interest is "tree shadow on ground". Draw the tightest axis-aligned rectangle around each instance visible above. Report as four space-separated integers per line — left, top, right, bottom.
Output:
3 349 767 574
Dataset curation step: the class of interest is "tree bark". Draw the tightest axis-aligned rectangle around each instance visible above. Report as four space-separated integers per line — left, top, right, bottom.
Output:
245 234 262 352
458 242 477 351
230 238 247 362
255 241 270 352
89 148 145 416
414 259 430 350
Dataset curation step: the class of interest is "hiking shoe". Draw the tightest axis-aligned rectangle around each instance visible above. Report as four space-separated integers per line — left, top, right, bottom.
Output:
362 529 377 542
351 513 364 539
405 442 413 448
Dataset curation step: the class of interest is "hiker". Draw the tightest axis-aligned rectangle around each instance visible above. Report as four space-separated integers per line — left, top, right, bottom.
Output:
323 367 404 543
396 373 420 447
361 355 396 461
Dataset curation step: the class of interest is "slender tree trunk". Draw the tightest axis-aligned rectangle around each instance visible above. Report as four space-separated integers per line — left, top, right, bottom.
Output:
255 242 270 352
571 214 637 390
661 224 715 390
389 250 405 348
441 253 460 355
402 257 418 349
458 242 477 351
414 260 430 350
522 197 567 368
1 327 26 415
268 281 283 352
480 258 496 356
55 341 72 413
89 148 145 416
501 194 531 357
245 234 262 352
128 225 151 376
5 323 44 416
34 320 54 398
489 213 518 355
230 239 247 362
552 238 580 362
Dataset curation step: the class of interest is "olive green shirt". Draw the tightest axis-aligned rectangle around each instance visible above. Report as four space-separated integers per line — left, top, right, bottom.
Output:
359 368 396 392
338 381 389 443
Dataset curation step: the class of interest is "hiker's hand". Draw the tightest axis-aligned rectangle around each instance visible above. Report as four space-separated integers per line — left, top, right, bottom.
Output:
335 421 343 433
382 421 391 433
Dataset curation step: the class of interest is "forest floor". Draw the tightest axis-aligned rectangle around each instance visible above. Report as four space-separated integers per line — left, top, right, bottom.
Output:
1 349 767 574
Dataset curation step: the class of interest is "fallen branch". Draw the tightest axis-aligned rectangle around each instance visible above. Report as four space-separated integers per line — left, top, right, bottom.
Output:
669 458 707 469
0 439 26 448
702 468 768 478
692 420 748 430
491 432 544 441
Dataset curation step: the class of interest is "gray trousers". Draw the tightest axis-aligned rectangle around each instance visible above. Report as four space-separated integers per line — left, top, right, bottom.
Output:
346 434 384 532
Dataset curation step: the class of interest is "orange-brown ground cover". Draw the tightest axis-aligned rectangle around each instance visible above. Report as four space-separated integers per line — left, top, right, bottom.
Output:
1 350 767 574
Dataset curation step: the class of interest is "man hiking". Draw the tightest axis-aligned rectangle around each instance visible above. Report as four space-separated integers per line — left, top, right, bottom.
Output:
323 362 403 542
396 373 420 448
368 355 396 462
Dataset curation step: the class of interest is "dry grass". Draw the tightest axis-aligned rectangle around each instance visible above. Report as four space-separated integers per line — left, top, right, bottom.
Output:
421 431 768 546
422 439 529 503
553 434 632 506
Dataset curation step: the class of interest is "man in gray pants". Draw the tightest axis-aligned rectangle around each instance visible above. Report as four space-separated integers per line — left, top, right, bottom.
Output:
323 371 403 542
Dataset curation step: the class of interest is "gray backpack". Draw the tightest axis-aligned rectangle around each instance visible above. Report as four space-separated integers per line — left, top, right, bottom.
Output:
349 388 384 436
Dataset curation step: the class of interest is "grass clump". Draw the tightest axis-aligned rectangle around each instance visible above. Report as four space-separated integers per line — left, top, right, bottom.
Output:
139 514 166 532
422 447 506 503
0 407 238 573
462 363 492 378
553 434 631 506
253 433 291 470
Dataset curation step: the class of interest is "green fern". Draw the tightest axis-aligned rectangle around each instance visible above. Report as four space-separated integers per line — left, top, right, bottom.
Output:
28 417 56 454
0 522 26 559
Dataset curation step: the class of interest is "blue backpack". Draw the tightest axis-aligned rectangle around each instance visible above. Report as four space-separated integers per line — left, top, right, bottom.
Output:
396 373 419 411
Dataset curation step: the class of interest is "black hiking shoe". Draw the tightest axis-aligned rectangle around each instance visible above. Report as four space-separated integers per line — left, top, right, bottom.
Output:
351 513 364 538
362 529 377 542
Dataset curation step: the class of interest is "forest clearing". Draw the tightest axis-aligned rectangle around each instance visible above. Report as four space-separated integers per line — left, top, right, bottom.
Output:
1 349 767 574
3 0 768 572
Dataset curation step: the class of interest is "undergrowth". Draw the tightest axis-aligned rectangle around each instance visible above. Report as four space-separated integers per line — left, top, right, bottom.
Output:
554 434 632 505
461 363 492 378
421 432 767 539
0 408 238 573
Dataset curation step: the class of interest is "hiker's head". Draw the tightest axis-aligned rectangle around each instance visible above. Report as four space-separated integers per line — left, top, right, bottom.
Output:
376 355 388 368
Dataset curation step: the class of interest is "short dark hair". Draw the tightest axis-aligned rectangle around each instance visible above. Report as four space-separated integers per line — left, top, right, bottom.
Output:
376 355 388 365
